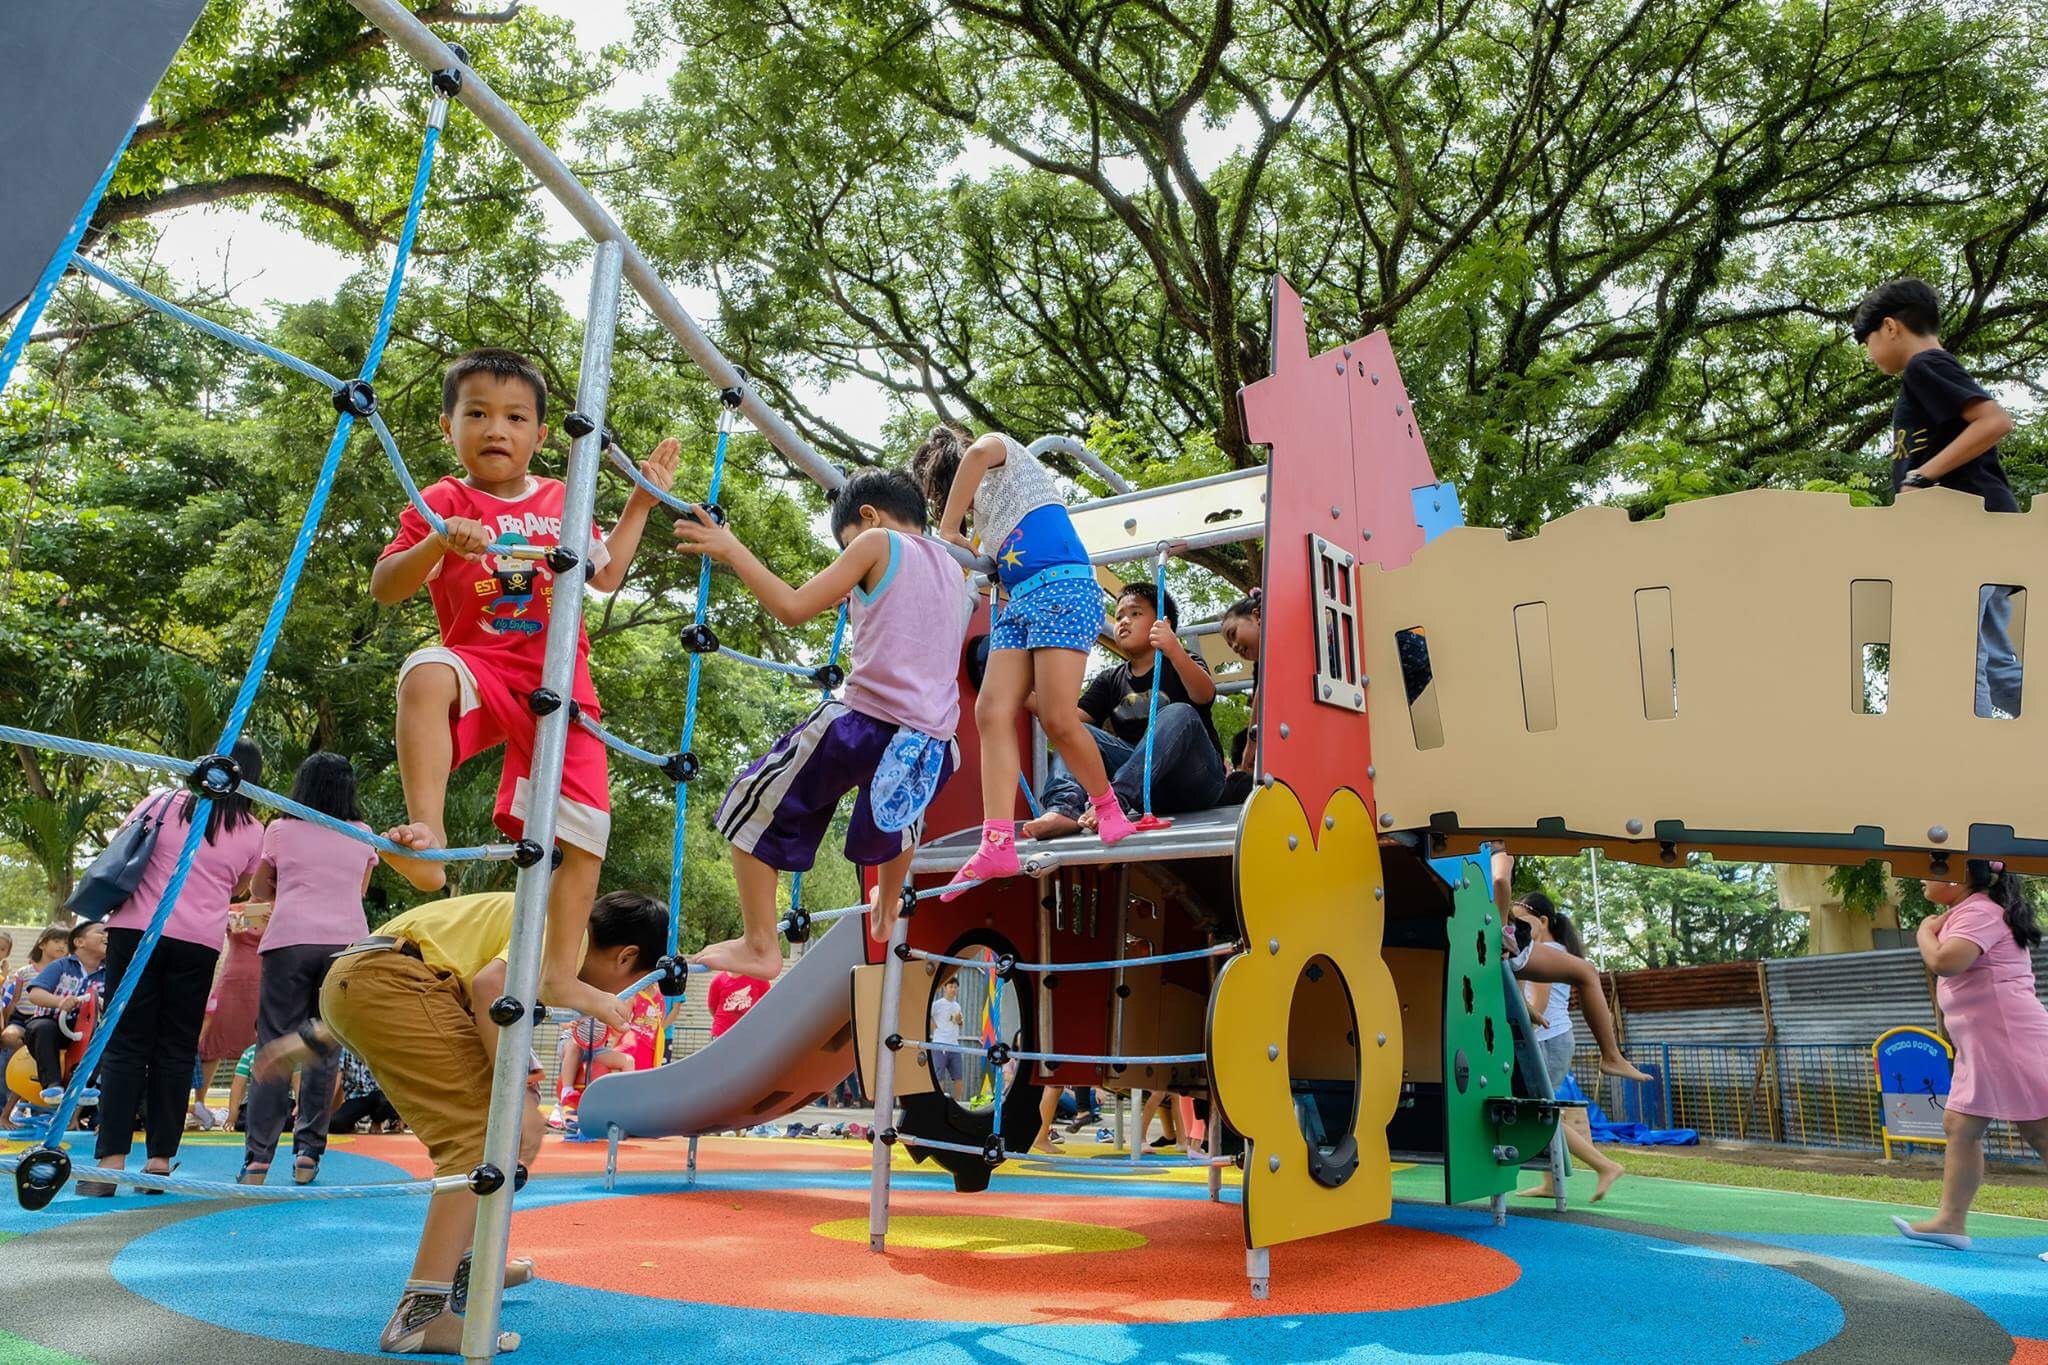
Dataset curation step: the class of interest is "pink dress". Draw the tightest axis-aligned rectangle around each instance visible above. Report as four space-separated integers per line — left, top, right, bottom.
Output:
1935 893 2048 1120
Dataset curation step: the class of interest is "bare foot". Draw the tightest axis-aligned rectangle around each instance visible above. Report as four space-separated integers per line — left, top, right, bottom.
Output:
1077 806 1099 833
380 822 449 893
1020 812 1082 841
868 887 897 944
692 936 783 982
1908 1215 1967 1236
1593 1165 1622 1202
544 975 631 1033
1516 1183 1557 1199
1600 1055 1653 1085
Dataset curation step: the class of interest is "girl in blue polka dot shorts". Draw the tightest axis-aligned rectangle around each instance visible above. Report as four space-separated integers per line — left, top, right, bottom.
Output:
913 424 1136 897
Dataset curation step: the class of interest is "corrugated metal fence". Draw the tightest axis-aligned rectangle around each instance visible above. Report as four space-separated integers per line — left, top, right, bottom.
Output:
1566 942 2048 1161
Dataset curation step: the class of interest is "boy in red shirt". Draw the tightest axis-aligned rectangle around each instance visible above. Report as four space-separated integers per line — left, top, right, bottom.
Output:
373 348 677 1029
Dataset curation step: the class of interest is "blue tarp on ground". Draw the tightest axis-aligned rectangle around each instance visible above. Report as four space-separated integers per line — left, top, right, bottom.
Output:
1557 1074 1699 1146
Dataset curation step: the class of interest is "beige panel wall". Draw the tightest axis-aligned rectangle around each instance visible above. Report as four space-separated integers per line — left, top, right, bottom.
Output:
1360 489 2048 857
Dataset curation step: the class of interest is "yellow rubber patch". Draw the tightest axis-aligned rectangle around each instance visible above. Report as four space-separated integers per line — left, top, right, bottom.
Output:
811 1214 1145 1255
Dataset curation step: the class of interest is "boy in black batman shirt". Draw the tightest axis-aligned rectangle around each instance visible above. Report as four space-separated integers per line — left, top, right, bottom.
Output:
1853 278 2020 717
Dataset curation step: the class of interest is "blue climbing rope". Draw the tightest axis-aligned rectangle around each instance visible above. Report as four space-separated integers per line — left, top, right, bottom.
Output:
30 106 447 1159
0 125 137 390
1139 550 1168 819
666 410 735 957
68 257 345 390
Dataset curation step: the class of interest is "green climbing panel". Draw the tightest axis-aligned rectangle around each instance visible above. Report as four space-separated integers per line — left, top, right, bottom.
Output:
1437 852 1523 1206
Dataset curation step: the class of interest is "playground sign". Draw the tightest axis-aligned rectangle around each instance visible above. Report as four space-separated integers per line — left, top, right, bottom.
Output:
1871 1026 1952 1158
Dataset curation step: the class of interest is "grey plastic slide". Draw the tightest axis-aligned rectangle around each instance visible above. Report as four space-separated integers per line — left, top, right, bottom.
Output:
577 911 864 1138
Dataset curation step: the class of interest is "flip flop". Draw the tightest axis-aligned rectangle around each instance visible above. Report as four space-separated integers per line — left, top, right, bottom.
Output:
1891 1215 1970 1250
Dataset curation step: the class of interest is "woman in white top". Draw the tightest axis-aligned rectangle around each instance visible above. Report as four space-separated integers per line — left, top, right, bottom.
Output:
1516 892 1624 1202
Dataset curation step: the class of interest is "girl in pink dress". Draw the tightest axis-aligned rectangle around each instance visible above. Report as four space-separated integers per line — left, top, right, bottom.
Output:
1893 860 2048 1250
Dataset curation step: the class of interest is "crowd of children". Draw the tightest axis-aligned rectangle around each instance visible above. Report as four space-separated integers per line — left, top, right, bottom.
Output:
11 277 2042 1356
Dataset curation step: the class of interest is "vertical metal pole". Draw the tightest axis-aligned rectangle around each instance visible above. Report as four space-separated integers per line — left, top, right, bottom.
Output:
460 240 624 1364
1491 1191 1508 1227
1036 876 1054 1060
1206 947 1223 1203
1111 876 1131 1151
1547 1125 1568 1211
604 1124 621 1193
1246 1246 1270 1300
867 897 914 1251
686 1135 698 1187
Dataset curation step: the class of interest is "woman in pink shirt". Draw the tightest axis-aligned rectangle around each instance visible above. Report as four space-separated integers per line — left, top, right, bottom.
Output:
80 738 265 1197
1893 859 2048 1249
238 753 377 1186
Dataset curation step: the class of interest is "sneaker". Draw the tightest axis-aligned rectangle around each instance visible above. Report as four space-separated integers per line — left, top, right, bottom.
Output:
1093 1128 1112 1144
39 1087 63 1105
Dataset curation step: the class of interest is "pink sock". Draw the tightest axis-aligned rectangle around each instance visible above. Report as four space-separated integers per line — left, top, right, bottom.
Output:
944 820 1020 900
1090 789 1137 845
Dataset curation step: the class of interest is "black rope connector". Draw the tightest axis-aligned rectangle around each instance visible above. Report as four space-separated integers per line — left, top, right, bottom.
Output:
511 839 546 868
565 698 584 723
679 622 720 654
660 750 700 784
187 753 243 798
808 663 845 690
697 501 728 526
562 410 596 440
877 1126 898 1146
1114 983 1132 999
528 687 563 717
654 955 690 998
330 378 377 417
431 43 468 96
599 423 618 451
488 995 523 1026
545 547 580 575
883 1033 903 1052
1042 973 1059 991
994 952 1017 980
467 1163 506 1197
892 941 914 961
985 1041 1011 1068
513 1162 530 1192
783 907 812 944
718 367 748 408
13 1147 71 1211
980 1134 1005 1167
550 844 565 871
899 883 918 916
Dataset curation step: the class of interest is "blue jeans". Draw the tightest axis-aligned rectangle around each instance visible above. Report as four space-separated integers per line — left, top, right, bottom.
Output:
1978 584 2023 718
1039 704 1227 819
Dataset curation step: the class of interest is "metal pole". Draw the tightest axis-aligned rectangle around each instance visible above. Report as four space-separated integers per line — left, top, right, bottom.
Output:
1110 875 1131 1150
1587 848 1605 968
460 240 624 1364
867 894 914 1251
342 0 836 490
1028 434 1132 495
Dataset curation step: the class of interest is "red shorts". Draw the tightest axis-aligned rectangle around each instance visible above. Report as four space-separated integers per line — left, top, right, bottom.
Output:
400 647 610 856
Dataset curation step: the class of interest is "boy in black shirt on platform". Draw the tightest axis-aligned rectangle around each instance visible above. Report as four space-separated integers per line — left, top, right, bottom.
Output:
1853 278 2021 716
1024 582 1227 837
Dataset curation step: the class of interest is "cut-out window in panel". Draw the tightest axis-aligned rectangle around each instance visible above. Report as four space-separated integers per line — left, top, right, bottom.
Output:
1851 579 1892 716
1309 534 1364 713
1396 627 1443 750
1977 584 2026 719
1634 587 1677 720
1512 602 1557 733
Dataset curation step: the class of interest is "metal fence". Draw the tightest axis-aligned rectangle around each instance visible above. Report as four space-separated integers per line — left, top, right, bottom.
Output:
1569 1040 2039 1162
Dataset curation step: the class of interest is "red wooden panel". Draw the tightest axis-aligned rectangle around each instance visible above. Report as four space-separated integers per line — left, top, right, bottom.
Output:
1344 330 1440 575
1237 278 1376 823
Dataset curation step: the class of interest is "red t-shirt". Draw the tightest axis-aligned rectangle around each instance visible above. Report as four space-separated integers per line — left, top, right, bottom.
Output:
706 971 774 1038
380 475 610 706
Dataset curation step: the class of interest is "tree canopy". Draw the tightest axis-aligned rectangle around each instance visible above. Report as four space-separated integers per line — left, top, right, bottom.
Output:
3 0 2045 959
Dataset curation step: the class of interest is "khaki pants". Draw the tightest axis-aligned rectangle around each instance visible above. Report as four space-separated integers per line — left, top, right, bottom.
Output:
320 948 492 1177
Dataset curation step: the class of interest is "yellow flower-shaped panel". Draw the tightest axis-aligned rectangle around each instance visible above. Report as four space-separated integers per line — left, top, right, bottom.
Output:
1209 780 1402 1250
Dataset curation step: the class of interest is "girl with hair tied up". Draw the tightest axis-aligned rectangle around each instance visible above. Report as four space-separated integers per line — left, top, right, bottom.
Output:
914 423 1135 898
1893 859 2048 1250
1513 892 1625 1202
